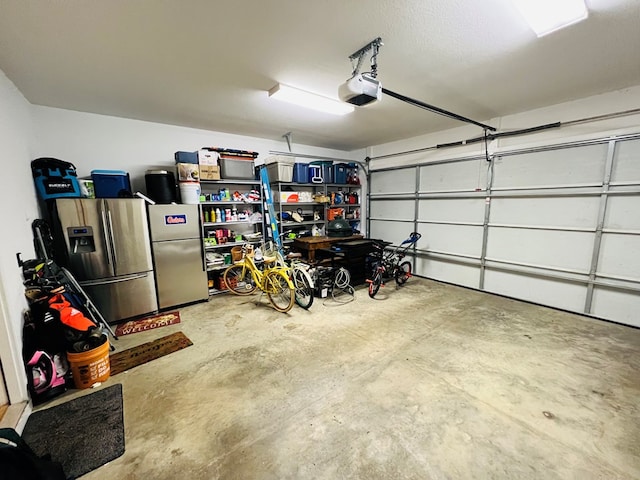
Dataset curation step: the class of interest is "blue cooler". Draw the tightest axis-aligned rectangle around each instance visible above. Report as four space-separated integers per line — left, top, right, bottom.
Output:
293 163 309 183
31 157 82 200
308 164 323 183
310 161 333 184
91 170 131 198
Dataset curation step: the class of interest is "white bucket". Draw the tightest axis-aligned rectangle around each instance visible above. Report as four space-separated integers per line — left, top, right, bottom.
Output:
179 182 201 204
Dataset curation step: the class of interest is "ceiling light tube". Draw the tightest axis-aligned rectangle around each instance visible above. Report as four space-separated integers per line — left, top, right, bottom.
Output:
269 83 354 115
512 0 588 37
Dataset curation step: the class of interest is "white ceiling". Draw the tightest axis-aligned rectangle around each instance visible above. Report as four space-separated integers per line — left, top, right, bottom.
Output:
1 0 639 151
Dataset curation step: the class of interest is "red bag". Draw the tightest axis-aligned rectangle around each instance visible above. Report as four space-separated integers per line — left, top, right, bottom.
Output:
47 294 95 331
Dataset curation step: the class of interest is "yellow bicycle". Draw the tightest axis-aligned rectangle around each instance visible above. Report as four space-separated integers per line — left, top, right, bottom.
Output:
223 244 295 313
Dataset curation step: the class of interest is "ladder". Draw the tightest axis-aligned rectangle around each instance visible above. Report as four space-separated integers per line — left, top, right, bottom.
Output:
259 165 282 250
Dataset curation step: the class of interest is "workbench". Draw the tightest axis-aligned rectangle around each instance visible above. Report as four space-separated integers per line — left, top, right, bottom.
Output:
292 235 363 262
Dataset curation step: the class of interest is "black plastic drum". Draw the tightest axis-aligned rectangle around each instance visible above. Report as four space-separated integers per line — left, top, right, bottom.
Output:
145 169 177 204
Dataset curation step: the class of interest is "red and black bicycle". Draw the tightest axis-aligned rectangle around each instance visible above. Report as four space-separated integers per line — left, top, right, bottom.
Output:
367 232 421 298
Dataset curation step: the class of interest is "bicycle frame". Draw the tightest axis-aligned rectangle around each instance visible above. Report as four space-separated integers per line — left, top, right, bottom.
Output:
233 251 288 294
368 232 421 298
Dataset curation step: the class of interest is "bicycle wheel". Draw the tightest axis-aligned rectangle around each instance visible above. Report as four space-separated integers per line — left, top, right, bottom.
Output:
368 268 383 298
223 264 256 295
395 261 412 286
265 270 295 312
293 267 314 309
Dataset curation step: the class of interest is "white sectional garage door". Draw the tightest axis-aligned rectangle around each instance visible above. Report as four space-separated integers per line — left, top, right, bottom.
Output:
368 134 640 327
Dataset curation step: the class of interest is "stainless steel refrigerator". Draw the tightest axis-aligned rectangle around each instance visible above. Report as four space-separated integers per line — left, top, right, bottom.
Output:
54 198 158 323
147 204 208 309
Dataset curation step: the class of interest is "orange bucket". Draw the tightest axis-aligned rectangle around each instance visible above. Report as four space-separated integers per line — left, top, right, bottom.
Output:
67 338 111 389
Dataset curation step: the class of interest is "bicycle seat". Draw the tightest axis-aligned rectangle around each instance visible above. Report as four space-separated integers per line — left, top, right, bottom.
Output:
262 255 277 264
286 252 303 260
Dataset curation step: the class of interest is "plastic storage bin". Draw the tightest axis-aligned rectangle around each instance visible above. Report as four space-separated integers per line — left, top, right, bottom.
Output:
91 170 131 198
174 151 199 164
292 163 309 183
334 163 349 184
219 158 255 179
266 162 293 182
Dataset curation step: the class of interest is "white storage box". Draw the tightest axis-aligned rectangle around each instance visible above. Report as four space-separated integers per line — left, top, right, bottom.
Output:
267 162 293 182
280 192 299 203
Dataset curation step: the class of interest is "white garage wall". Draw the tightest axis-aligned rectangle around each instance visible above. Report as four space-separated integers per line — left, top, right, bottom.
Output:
32 106 363 194
0 69 38 404
367 86 640 327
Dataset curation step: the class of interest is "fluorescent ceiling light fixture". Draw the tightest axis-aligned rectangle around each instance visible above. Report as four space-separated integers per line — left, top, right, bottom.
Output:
512 0 588 37
269 83 354 115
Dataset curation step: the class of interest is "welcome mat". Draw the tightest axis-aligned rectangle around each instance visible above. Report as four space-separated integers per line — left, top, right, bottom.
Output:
109 331 193 376
114 311 181 337
22 384 125 479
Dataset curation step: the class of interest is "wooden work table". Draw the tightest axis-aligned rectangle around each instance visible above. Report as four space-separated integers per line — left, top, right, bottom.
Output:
292 235 364 261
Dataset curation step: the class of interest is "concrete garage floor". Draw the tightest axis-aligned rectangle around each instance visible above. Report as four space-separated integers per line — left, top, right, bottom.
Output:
55 278 639 479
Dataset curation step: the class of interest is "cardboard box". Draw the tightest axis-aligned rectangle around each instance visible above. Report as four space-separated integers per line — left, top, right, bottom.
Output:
198 150 219 166
177 163 200 182
200 165 221 181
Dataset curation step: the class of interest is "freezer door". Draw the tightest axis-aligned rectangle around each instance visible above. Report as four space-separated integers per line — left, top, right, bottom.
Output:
148 204 202 242
104 198 154 276
55 198 114 280
153 238 208 309
81 272 158 323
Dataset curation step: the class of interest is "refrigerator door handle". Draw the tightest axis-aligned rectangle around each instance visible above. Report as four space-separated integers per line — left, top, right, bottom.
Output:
100 200 113 267
106 207 118 269
199 212 207 272
79 272 149 286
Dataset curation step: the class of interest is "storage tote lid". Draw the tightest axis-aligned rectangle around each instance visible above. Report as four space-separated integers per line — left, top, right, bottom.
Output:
91 169 128 176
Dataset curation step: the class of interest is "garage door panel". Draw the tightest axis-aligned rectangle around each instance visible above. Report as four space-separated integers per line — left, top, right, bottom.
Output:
419 159 488 192
369 220 415 245
415 256 480 289
490 196 599 229
484 270 587 312
369 199 414 221
493 144 607 189
368 136 638 327
418 198 485 224
486 228 594 272
611 139 640 184
591 287 640 328
597 234 640 280
419 223 483 257
604 195 640 230
370 169 416 194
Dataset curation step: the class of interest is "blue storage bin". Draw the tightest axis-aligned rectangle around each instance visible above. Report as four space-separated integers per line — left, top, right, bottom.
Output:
293 163 309 183
334 163 349 184
91 170 131 198
174 151 199 164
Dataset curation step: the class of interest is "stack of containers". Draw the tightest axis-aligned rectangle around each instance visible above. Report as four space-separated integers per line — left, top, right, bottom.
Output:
175 151 201 204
